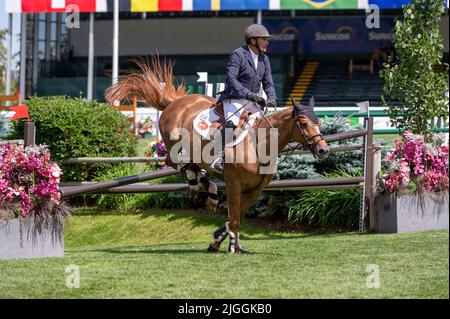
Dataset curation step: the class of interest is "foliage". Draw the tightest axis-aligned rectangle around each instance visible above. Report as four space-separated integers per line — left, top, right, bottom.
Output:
382 131 449 192
0 144 70 240
91 164 190 211
380 0 449 140
287 170 362 228
7 96 138 181
145 140 167 170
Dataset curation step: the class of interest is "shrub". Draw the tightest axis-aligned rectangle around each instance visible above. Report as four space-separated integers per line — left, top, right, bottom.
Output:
288 170 362 228
7 96 138 181
91 164 191 211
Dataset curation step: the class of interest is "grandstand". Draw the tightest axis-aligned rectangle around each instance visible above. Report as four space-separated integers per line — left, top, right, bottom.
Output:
282 59 388 107
5 1 448 110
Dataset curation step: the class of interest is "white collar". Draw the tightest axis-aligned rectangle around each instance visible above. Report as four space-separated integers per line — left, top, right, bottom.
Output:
248 46 259 60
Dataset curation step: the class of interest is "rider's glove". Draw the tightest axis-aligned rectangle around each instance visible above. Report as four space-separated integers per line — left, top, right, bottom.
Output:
266 99 277 109
246 92 266 110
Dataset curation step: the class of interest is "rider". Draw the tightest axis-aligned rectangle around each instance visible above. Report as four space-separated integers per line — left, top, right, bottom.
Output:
211 23 278 172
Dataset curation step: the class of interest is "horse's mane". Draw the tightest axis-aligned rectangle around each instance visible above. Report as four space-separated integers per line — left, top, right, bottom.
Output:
258 107 293 128
105 57 187 110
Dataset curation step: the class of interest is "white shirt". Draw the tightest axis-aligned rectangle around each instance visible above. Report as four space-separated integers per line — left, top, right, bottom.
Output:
248 46 266 99
248 46 258 69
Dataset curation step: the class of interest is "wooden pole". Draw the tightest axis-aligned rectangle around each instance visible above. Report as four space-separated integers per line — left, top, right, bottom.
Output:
24 122 36 146
370 143 382 232
363 117 374 232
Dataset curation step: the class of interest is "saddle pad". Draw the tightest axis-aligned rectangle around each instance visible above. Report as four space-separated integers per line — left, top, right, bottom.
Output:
193 107 258 148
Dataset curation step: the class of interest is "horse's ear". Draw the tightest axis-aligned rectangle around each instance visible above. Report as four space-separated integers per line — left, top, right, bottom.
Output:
309 96 315 108
291 97 301 110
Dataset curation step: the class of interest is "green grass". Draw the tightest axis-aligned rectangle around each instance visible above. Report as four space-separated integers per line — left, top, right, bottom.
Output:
0 207 448 299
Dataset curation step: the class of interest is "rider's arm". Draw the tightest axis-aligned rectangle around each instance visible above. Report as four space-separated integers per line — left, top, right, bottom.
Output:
226 51 250 99
262 56 277 102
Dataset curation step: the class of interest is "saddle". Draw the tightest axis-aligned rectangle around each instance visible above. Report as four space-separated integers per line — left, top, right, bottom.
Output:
193 101 259 148
212 101 252 132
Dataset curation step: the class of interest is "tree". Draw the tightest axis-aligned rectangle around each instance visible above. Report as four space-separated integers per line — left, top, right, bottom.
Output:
380 0 449 141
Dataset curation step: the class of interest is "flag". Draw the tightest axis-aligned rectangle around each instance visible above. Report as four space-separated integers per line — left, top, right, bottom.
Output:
10 105 29 121
356 101 370 116
197 72 208 82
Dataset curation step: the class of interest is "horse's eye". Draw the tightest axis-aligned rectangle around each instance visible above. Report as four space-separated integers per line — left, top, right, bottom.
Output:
301 123 308 129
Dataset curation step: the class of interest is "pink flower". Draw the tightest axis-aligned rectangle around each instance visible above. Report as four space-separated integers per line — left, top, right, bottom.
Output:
383 132 449 192
0 144 65 217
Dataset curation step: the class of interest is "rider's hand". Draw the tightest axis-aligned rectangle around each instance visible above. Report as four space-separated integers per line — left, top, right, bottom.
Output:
246 92 266 109
266 99 277 109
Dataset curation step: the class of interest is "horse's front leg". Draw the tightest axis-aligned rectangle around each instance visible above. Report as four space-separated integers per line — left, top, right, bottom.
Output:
207 181 244 253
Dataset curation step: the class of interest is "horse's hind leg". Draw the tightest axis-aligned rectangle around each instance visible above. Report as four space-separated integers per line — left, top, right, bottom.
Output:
185 169 200 199
197 170 218 213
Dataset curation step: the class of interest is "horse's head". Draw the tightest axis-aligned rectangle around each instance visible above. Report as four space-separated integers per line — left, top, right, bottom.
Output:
291 96 329 159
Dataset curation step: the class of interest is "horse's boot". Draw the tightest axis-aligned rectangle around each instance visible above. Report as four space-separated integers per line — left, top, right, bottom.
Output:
207 222 230 252
210 121 236 173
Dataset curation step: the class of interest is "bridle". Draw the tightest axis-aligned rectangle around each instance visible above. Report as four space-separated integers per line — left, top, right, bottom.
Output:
294 110 325 153
278 110 325 164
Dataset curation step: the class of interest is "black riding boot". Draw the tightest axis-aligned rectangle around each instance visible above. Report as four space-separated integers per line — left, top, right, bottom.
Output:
211 121 236 173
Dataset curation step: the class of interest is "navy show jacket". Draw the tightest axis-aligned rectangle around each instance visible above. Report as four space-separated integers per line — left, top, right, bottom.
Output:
217 45 277 103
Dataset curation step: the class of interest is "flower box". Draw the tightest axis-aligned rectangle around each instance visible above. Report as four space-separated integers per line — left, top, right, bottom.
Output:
375 191 449 233
0 144 70 260
0 217 64 260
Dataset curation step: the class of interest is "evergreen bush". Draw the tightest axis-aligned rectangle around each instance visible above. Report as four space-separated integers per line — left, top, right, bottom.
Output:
7 96 138 181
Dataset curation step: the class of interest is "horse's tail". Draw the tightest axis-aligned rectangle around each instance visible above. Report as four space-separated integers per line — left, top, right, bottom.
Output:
105 57 187 111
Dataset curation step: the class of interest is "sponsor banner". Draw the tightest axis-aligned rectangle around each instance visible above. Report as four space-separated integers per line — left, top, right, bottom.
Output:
264 17 396 54
280 0 359 10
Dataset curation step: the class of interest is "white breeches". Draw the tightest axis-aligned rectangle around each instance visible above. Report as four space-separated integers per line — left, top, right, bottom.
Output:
222 99 262 127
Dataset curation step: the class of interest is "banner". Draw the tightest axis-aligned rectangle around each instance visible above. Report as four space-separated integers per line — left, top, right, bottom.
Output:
264 17 396 54
9 0 446 12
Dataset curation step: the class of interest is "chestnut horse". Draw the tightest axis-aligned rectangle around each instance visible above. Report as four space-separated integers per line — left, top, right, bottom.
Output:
106 60 329 254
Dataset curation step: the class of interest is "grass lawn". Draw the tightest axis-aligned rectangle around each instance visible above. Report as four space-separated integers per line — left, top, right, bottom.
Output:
0 207 448 299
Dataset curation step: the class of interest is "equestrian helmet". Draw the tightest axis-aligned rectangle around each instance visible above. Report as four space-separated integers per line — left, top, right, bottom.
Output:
244 24 271 43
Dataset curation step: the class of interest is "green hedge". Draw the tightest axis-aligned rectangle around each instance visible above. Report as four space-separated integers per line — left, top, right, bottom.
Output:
7 96 138 181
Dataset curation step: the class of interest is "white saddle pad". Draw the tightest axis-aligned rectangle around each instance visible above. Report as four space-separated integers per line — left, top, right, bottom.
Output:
193 107 258 148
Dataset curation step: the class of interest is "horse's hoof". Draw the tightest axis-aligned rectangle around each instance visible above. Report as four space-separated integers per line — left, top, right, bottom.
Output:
228 247 250 254
206 198 218 213
207 244 219 253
